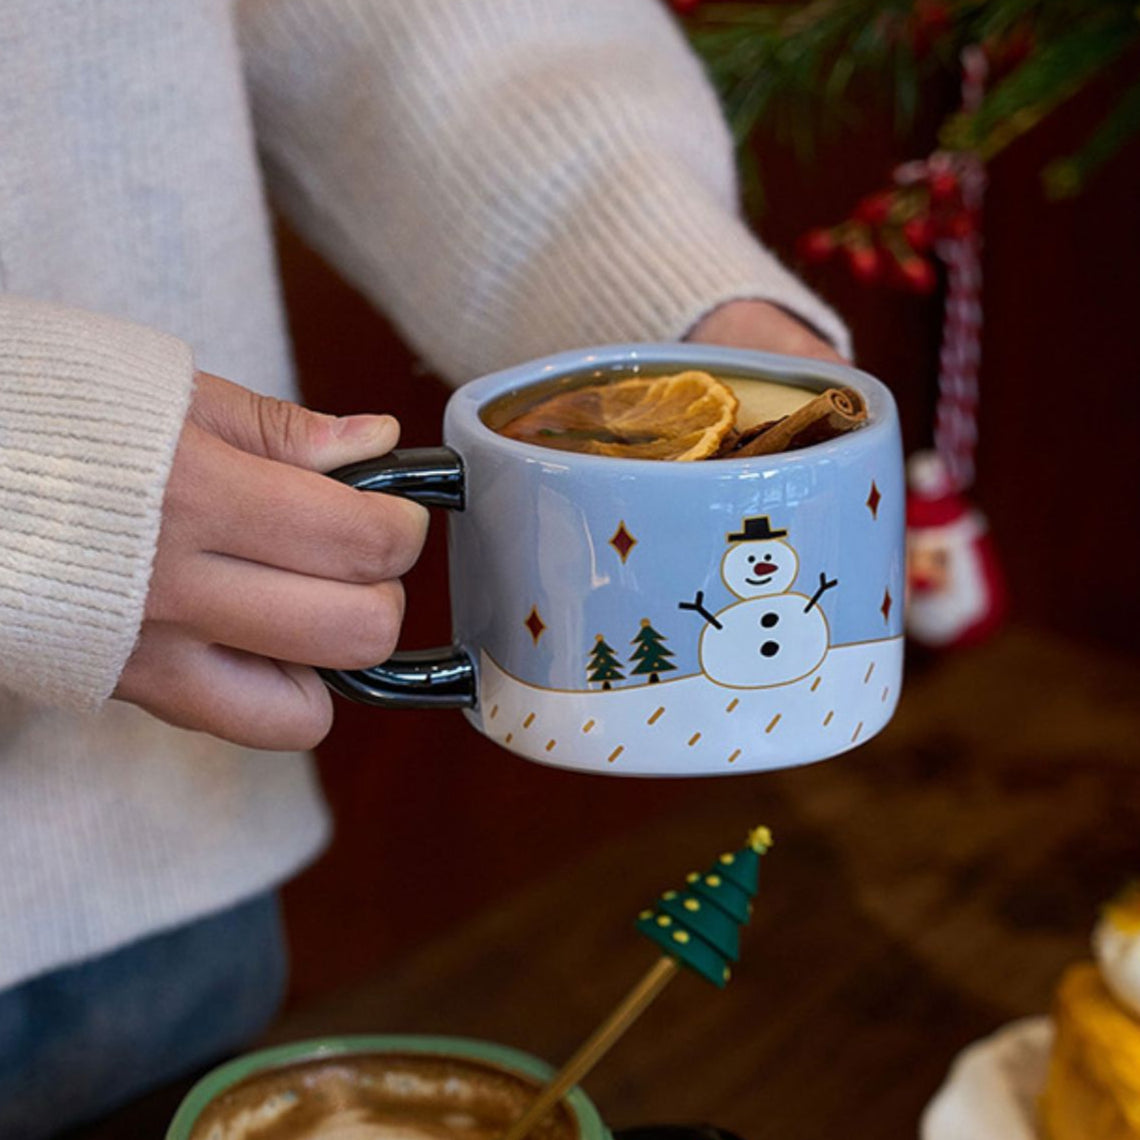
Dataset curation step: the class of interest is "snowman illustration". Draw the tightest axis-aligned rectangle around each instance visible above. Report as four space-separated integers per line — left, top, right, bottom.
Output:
679 516 838 689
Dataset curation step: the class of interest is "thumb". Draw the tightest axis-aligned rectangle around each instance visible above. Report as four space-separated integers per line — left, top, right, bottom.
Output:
188 371 401 472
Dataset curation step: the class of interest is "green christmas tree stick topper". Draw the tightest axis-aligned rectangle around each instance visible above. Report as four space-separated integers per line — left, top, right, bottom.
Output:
636 824 771 988
502 827 772 1140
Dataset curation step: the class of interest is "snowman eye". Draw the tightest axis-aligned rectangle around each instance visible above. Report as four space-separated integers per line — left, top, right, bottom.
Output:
747 555 756 564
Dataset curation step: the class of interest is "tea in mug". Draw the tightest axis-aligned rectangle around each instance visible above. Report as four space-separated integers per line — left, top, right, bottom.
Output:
187 1050 578 1140
484 368 866 461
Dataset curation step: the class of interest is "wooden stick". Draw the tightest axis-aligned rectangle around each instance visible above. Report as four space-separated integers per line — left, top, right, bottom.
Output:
502 956 680 1140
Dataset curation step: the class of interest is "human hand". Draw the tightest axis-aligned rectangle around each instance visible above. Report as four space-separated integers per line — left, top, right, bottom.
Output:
685 299 847 364
114 373 429 750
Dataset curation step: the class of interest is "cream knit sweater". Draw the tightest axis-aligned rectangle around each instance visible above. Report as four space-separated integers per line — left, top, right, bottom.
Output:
0 0 847 991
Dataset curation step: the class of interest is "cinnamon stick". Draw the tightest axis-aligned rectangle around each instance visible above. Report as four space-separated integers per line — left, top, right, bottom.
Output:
725 387 867 459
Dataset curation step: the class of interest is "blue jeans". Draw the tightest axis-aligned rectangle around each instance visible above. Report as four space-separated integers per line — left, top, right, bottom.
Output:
0 892 287 1140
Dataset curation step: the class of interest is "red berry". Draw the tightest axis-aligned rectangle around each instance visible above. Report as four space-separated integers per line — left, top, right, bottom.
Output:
916 0 952 29
985 24 1035 74
911 0 952 55
895 256 937 294
796 227 837 264
928 170 960 205
845 245 882 283
854 191 894 226
937 210 978 240
902 215 936 251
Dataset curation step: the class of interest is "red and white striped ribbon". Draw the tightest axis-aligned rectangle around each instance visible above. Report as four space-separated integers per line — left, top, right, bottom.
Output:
933 45 988 493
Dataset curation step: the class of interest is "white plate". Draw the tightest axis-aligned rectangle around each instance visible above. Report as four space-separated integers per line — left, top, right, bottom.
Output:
921 1017 1053 1140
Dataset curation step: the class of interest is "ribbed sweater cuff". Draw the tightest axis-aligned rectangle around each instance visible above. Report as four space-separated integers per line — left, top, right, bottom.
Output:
0 296 194 709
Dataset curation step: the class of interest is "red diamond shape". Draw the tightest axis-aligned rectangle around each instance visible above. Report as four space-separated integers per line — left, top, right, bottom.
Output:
880 588 893 624
524 606 546 644
609 521 637 563
866 481 882 519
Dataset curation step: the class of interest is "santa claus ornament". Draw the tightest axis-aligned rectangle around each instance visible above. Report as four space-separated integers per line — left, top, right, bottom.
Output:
905 451 1005 650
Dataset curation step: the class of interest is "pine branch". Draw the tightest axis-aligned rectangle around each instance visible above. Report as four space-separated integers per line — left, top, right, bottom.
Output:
940 16 1139 160
680 0 1140 205
959 0 1132 47
1043 75 1140 197
689 0 938 151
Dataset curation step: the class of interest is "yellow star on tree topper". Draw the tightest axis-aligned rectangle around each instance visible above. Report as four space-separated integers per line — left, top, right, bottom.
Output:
748 826 773 853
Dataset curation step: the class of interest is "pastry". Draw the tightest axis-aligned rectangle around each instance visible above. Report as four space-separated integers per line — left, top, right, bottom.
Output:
1039 884 1140 1139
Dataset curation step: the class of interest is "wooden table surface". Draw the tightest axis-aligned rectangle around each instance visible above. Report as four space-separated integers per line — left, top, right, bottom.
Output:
67 627 1140 1139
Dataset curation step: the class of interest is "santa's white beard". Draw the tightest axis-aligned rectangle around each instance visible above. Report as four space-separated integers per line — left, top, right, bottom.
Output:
907 514 991 646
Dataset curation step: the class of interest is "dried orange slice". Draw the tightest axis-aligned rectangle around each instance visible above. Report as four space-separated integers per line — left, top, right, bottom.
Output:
499 370 738 461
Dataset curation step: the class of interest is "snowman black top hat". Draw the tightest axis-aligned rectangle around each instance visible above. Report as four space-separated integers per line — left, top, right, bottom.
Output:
727 516 788 542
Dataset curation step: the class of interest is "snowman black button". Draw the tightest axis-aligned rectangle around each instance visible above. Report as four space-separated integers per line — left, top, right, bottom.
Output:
759 611 780 655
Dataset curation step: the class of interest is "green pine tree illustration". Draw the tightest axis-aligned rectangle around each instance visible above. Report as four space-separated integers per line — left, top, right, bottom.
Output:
629 618 677 684
587 634 625 690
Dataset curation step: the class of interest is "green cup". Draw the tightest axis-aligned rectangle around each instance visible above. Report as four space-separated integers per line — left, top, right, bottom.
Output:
166 1034 612 1140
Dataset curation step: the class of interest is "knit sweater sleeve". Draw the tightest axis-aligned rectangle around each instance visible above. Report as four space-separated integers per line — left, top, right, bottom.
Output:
0 295 194 710
235 0 850 383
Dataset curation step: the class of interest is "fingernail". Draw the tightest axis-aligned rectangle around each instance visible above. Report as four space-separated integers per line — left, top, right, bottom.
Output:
334 414 398 441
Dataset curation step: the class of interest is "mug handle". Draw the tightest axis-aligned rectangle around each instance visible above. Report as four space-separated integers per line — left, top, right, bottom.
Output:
318 447 476 709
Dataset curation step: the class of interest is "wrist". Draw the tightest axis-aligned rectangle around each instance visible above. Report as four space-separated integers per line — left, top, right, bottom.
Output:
685 299 846 364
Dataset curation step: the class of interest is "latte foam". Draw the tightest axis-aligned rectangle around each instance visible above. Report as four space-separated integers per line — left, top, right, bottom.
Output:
189 1053 577 1140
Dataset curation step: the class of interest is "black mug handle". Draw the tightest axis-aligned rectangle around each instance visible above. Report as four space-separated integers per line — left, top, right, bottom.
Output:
318 447 477 709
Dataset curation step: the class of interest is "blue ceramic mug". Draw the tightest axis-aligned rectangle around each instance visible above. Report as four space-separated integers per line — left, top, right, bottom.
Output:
323 344 905 777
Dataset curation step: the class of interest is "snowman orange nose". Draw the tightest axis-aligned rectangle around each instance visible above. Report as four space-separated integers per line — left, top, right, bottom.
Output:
753 560 777 575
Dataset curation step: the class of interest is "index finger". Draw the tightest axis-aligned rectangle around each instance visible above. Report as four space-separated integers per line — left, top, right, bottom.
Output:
193 439 430 584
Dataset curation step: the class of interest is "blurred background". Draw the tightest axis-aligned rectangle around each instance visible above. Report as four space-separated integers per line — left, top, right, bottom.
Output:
262 3 1140 1016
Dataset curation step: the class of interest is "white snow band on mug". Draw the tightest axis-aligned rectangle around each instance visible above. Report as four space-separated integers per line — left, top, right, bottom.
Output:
322 344 906 777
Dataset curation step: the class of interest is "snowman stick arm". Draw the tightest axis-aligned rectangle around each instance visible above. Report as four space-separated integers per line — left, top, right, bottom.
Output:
804 572 839 613
678 591 723 630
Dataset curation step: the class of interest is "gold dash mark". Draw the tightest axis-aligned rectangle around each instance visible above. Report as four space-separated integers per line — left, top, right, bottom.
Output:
725 698 739 713
810 676 822 692
582 719 596 734
864 663 875 684
852 721 864 742
727 748 741 764
505 733 513 744
688 732 702 746
823 711 834 727
545 739 556 752
647 707 665 725
607 746 624 763
489 704 499 719
881 686 890 703
765 714 781 734
523 712 536 728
